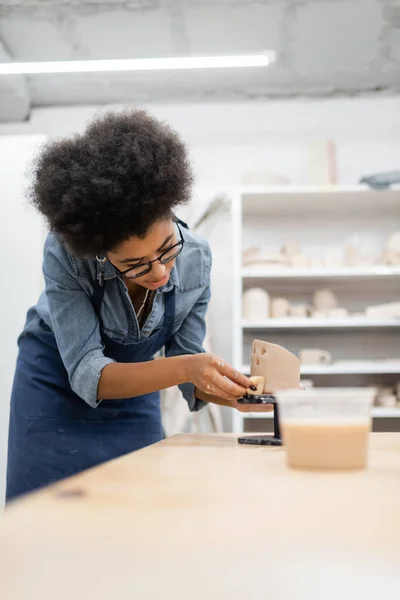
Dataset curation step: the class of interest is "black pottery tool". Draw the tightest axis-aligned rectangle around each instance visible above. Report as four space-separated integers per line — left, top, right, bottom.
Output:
237 394 282 446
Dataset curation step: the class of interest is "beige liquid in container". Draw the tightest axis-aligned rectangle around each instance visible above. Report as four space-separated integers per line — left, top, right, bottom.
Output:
276 388 374 471
282 420 370 470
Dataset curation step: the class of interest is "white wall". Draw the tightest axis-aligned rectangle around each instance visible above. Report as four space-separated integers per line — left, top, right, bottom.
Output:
0 96 399 432
0 135 46 503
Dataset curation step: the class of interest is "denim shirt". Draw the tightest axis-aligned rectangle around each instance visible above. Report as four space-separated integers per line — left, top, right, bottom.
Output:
21 226 211 410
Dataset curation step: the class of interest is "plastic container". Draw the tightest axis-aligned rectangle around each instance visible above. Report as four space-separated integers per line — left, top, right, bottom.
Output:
275 388 374 470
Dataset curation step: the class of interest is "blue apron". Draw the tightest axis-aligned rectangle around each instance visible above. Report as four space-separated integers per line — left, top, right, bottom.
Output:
6 276 175 502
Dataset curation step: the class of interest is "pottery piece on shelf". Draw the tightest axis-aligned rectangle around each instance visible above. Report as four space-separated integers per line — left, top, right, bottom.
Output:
271 297 290 318
385 232 400 266
243 247 289 268
290 252 310 268
365 302 400 319
251 339 300 393
311 309 328 319
324 249 344 268
242 288 270 320
344 243 361 267
326 308 349 319
395 383 400 404
299 349 332 365
375 387 397 408
344 234 375 267
307 139 337 186
281 241 300 259
360 170 400 190
300 379 314 389
289 304 310 318
313 288 339 311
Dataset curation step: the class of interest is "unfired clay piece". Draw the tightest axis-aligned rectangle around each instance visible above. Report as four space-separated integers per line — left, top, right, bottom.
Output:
307 139 337 186
299 348 332 365
271 297 290 318
246 376 265 395
326 308 349 319
313 288 338 311
243 247 289 268
242 288 270 320
300 379 314 390
375 387 397 408
289 304 310 318
290 253 310 269
365 302 400 319
311 309 329 319
281 241 299 259
385 232 400 266
251 340 300 393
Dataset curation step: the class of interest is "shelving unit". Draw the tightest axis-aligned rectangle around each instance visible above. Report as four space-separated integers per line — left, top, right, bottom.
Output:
242 266 400 279
242 318 400 329
231 185 400 434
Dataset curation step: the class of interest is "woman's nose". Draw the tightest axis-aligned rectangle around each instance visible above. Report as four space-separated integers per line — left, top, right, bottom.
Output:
151 261 167 279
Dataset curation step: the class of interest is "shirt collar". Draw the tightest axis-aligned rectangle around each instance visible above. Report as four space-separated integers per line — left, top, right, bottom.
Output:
162 263 179 292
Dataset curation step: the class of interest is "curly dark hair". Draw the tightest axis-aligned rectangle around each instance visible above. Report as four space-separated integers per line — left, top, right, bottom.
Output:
29 109 194 257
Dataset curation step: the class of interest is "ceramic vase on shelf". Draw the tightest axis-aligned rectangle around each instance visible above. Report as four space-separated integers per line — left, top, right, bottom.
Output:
242 288 270 320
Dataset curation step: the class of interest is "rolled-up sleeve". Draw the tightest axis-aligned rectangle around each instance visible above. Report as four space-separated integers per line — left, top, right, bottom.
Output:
43 239 114 408
164 284 211 412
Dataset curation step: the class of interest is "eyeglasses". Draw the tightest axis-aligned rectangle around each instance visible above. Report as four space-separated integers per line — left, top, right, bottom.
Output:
108 222 185 280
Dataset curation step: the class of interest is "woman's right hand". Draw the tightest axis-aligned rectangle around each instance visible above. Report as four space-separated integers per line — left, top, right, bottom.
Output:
184 353 252 400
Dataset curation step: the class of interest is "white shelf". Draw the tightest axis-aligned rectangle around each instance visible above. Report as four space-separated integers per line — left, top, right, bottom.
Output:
372 407 400 418
242 407 400 419
242 266 400 279
239 184 400 196
240 185 400 217
241 363 400 375
242 318 400 329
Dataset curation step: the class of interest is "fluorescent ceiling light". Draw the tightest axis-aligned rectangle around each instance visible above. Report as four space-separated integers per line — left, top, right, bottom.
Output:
0 53 275 76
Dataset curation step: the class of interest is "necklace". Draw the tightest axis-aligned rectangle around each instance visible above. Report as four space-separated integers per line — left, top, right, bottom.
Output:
136 288 150 318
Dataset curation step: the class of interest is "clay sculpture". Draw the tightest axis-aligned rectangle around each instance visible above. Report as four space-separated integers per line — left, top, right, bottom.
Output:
251 339 301 393
246 376 265 395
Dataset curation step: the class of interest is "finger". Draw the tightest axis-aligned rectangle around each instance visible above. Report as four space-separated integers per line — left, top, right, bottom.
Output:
211 373 247 398
204 382 238 401
217 362 252 389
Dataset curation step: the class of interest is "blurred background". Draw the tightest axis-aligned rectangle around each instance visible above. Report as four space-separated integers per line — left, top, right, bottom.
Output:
0 0 399 499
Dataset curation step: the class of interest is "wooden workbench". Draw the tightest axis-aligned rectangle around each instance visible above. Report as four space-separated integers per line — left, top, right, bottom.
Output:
1 433 400 599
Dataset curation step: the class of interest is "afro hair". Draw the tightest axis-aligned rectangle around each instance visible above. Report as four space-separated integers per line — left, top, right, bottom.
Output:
29 109 194 257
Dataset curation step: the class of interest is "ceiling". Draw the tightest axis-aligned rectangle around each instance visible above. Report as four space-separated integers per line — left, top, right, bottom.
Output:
0 0 400 122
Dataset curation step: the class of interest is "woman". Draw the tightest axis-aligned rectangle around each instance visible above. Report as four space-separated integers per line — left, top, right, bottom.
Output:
6 110 254 502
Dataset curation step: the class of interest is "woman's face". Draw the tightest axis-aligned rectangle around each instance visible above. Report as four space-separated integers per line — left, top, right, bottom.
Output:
107 219 178 290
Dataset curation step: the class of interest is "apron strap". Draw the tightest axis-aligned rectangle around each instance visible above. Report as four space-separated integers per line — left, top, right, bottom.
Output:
163 288 176 337
91 280 106 316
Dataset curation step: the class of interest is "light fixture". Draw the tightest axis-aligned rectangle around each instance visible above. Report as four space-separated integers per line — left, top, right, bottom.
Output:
0 53 275 76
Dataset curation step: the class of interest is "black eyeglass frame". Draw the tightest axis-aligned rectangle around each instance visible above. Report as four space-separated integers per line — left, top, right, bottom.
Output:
106 221 185 280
